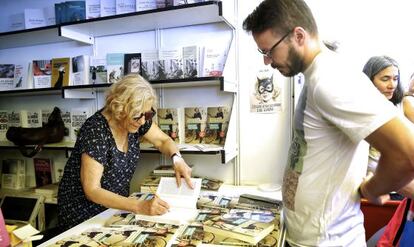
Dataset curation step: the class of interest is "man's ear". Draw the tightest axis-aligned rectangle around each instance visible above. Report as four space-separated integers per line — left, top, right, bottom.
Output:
292 27 306 46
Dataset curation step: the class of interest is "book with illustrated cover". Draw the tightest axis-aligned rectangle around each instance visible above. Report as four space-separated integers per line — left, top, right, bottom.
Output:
123 53 142 76
89 55 107 84
51 57 70 88
116 0 136 14
32 60 52 88
0 64 15 91
13 64 25 89
20 110 42 128
0 111 8 142
33 158 54 187
71 108 90 141
182 45 200 78
71 55 90 86
202 208 275 245
140 175 161 193
184 107 207 144
8 111 21 128
65 1 86 22
1 159 26 190
205 106 230 145
157 108 179 143
141 50 159 81
201 45 229 77
85 0 101 19
201 177 223 191
159 49 183 79
106 53 124 83
136 0 157 11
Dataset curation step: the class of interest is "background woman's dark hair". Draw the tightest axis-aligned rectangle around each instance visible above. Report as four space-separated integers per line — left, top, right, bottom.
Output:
242 0 318 37
362 55 403 105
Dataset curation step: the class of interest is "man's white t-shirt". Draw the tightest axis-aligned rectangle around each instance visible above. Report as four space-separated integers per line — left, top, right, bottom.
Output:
282 49 397 246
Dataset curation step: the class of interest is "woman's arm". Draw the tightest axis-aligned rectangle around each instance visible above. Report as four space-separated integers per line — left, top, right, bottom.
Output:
403 96 414 123
143 122 193 188
80 153 169 215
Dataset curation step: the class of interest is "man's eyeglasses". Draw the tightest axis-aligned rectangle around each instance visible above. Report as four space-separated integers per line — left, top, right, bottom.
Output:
258 30 292 58
133 108 156 121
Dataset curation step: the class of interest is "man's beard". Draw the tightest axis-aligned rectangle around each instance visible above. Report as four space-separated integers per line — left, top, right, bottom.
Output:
272 45 304 77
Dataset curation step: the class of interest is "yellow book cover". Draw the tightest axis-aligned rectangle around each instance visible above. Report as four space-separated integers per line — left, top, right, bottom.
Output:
51 57 70 88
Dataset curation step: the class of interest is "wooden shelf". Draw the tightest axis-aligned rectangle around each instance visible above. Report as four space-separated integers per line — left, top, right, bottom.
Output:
0 1 232 49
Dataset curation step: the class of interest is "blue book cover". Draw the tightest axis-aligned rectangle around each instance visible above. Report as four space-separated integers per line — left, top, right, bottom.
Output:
65 1 86 22
106 53 124 83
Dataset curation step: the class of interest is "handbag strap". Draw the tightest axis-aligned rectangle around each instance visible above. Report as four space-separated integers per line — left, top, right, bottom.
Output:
393 198 412 246
17 144 44 158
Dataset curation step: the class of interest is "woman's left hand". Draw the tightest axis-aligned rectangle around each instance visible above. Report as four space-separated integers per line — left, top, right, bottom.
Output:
173 157 194 189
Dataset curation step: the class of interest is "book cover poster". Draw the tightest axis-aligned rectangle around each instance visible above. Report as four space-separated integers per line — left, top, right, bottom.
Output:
250 69 282 113
123 53 142 76
106 53 124 83
33 158 53 187
89 56 107 84
0 64 15 91
205 106 230 145
51 57 70 88
33 60 52 88
157 108 179 143
184 107 207 144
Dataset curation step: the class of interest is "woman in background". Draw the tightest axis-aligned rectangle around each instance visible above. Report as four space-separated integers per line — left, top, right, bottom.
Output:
58 74 193 231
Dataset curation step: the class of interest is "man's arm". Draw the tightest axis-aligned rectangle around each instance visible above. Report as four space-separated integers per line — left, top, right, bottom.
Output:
361 116 414 204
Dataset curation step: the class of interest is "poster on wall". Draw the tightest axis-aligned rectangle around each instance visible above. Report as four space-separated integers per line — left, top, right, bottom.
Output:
250 68 282 113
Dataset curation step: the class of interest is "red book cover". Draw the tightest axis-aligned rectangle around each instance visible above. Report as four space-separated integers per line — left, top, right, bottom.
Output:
33 158 53 187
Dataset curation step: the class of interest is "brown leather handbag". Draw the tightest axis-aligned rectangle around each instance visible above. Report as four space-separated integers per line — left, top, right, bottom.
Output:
6 107 65 157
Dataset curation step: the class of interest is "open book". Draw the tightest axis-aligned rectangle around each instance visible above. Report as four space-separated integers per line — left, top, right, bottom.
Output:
135 177 202 224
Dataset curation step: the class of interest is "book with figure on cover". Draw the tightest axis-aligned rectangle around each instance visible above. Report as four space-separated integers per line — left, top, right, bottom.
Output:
33 158 53 187
157 108 179 143
182 45 200 78
141 50 160 81
71 55 90 86
106 53 124 83
32 60 52 88
159 49 183 79
51 57 70 88
184 107 207 144
89 55 107 84
205 106 231 145
0 64 15 91
123 53 142 75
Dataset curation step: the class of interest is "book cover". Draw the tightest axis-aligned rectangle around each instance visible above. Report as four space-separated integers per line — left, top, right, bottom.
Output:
116 0 136 14
136 0 157 11
61 108 72 142
43 6 56 26
24 8 46 29
182 45 200 78
8 13 25 31
71 55 90 85
85 0 101 19
173 0 203 6
123 52 142 76
184 107 207 144
159 48 183 79
41 108 53 126
71 108 90 141
140 175 161 193
1 159 26 190
157 108 179 143
106 53 124 83
0 111 9 142
20 109 42 128
65 1 86 22
201 177 223 191
13 64 25 89
54 3 64 24
205 106 230 145
201 45 228 77
32 60 52 88
0 64 15 91
89 55 107 84
51 57 70 88
100 0 116 17
202 208 275 244
33 158 54 187
141 50 159 81
7 111 21 128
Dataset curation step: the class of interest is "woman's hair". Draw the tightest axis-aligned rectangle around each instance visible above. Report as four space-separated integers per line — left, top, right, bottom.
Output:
104 74 157 122
242 0 318 37
362 55 403 105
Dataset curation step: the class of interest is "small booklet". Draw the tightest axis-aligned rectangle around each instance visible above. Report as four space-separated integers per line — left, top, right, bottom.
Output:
135 177 202 224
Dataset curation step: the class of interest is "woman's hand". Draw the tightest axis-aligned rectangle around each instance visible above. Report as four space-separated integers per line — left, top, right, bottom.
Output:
173 156 194 189
359 173 390 205
133 196 170 215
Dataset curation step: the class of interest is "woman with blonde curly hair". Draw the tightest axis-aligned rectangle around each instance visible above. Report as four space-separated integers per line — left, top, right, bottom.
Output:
58 75 193 231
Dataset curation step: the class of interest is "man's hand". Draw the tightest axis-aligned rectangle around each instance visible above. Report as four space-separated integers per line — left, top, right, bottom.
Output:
172 156 193 189
359 173 390 205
